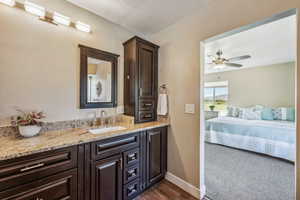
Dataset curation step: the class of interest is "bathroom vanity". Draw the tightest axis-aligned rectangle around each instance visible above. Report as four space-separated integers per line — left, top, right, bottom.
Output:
0 36 166 200
0 122 168 200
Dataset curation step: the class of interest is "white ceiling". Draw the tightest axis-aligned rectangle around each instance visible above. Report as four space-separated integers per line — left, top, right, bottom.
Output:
205 15 297 74
66 0 203 35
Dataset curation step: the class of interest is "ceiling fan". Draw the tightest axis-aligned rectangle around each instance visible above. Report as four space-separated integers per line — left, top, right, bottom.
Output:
207 50 251 68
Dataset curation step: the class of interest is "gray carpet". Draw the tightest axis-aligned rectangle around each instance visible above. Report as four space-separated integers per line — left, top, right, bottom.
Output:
205 143 295 200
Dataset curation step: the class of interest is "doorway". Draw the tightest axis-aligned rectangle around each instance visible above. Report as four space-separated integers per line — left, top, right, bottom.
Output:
199 9 298 200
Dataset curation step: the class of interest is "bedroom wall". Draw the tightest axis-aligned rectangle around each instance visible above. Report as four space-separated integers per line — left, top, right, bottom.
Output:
0 0 136 123
205 62 296 108
149 0 300 194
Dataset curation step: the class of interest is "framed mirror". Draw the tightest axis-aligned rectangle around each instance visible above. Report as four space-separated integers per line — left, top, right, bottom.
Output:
79 45 119 109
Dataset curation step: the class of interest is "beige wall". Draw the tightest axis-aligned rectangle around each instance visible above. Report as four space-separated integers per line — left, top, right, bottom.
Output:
1 0 300 197
0 0 135 122
205 62 296 108
150 0 300 192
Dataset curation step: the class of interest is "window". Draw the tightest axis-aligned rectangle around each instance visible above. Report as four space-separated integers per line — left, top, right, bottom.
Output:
204 81 228 112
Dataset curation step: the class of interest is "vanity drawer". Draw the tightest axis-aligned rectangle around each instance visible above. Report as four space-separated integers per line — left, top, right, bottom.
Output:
0 146 77 191
123 178 140 200
123 148 140 168
139 100 154 111
138 111 155 122
123 164 140 184
0 169 77 200
91 133 140 160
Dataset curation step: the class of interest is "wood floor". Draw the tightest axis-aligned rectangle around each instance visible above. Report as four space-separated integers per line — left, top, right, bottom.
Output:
134 180 198 200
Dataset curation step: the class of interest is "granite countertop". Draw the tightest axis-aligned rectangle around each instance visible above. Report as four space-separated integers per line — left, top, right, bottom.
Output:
0 120 169 161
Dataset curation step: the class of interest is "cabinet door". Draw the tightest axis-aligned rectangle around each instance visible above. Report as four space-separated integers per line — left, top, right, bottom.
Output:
146 128 167 187
137 42 157 99
91 154 122 200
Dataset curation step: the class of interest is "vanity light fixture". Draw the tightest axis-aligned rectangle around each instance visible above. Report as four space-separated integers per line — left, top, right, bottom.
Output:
75 21 91 33
0 0 15 7
0 0 91 33
24 1 45 18
53 12 71 26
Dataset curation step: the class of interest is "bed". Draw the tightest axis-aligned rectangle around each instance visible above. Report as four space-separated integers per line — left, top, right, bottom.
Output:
205 116 296 161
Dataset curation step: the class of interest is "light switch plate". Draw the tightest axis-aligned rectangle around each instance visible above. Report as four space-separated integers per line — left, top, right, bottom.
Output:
185 104 195 114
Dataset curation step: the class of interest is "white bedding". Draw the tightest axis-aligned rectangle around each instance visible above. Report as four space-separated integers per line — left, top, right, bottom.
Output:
205 116 296 161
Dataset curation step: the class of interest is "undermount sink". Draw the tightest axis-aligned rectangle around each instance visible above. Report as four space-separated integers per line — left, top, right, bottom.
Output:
89 126 127 135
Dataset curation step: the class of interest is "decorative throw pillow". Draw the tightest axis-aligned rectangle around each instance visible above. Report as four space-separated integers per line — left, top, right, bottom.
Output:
288 108 296 122
261 108 274 120
239 108 261 120
227 106 240 117
273 107 295 121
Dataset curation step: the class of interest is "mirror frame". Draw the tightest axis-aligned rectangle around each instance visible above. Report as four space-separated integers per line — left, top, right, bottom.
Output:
79 44 119 109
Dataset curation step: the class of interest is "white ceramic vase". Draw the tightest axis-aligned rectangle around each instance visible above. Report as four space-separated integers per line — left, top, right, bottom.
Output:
18 125 41 137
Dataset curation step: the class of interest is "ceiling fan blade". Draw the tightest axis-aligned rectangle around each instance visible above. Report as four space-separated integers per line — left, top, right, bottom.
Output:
225 63 243 67
228 55 251 62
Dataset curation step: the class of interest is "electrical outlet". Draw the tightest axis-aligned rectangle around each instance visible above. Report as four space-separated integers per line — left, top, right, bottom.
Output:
117 106 124 114
185 104 195 114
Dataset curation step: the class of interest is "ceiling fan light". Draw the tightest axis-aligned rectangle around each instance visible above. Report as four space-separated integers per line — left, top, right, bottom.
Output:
215 64 226 70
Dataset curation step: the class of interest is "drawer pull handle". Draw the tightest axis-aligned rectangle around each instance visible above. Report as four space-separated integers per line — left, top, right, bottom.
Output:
128 169 136 176
120 157 123 170
144 103 152 106
20 163 45 172
128 185 137 193
98 137 136 151
144 114 152 118
128 153 136 160
139 88 143 96
128 185 135 190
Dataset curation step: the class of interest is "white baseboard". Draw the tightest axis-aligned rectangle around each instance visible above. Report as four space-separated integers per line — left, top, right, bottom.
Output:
165 172 206 199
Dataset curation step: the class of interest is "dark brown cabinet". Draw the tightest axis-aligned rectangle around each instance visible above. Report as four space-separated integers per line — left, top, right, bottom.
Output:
89 127 167 200
0 159 78 200
91 154 123 200
123 36 159 123
146 128 167 187
0 126 168 200
0 146 77 192
0 150 78 200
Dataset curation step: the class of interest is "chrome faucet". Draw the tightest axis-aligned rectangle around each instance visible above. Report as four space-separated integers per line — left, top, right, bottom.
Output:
92 111 98 127
100 110 107 127
101 110 107 118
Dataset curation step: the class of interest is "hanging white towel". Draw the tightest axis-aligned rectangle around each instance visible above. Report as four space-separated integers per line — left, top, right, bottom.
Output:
157 94 168 116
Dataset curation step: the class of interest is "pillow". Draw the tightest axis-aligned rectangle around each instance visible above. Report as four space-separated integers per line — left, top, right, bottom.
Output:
261 108 274 120
239 108 262 120
227 106 240 117
252 105 264 111
273 107 295 121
